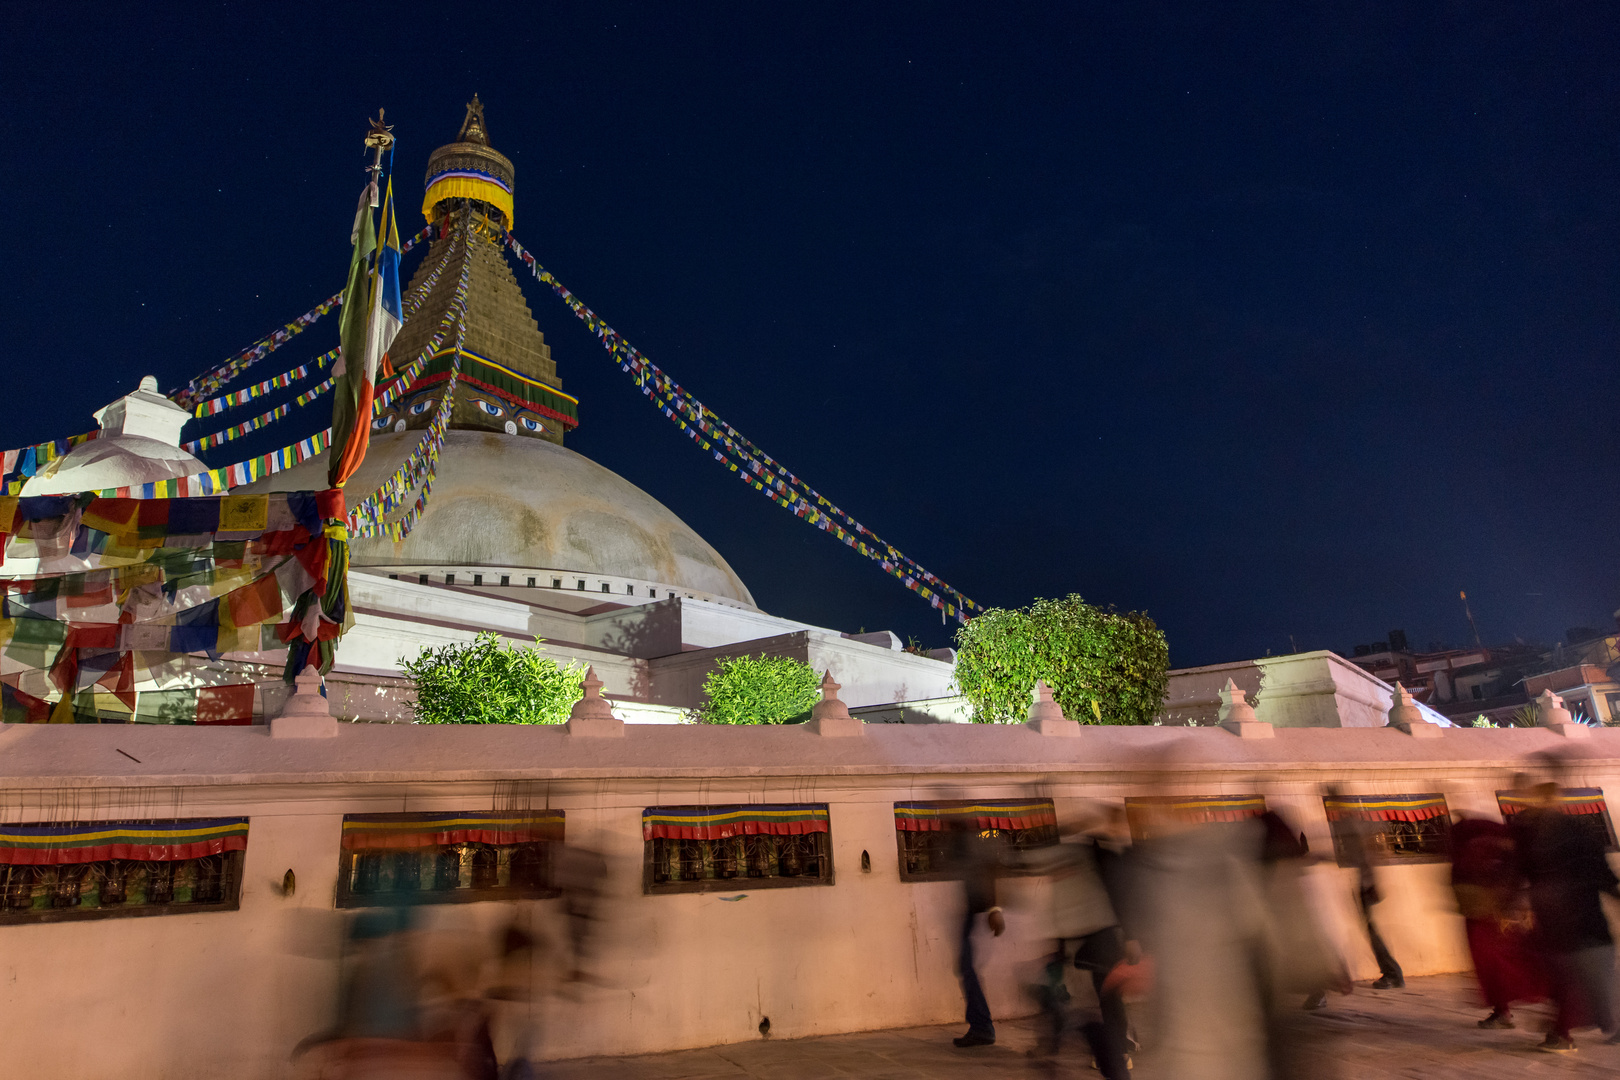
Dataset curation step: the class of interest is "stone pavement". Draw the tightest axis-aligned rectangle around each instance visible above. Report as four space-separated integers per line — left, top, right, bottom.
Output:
543 974 1620 1078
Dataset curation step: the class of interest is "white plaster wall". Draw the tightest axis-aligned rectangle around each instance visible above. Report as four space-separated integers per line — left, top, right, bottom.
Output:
2 728 1617 1076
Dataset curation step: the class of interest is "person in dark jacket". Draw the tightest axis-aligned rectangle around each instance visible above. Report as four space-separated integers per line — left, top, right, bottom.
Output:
1513 782 1620 1052
950 826 1006 1047
1328 796 1403 989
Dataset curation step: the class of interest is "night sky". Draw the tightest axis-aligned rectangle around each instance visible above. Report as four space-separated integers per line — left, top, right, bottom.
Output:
5 4 1618 666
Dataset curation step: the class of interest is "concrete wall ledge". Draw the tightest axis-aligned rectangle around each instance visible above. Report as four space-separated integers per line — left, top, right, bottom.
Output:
2 721 1619 789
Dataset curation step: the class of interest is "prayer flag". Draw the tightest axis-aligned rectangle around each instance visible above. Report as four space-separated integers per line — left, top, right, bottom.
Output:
329 177 380 489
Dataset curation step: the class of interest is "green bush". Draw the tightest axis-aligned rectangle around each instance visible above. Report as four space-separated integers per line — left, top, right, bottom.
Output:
401 632 585 724
951 594 1169 725
695 655 822 725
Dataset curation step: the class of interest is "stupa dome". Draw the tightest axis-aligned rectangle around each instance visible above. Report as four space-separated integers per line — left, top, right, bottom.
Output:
254 430 757 607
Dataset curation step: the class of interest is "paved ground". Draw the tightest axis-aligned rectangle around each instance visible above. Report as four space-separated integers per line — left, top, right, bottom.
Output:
544 974 1620 1078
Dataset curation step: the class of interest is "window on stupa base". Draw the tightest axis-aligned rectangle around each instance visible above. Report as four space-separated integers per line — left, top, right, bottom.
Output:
893 800 1058 882
527 577 537 588
473 574 484 586
500 575 510 586
445 574 456 585
336 811 565 909
600 582 610 594
576 580 585 591
642 805 833 894
551 578 562 589
626 585 635 596
0 818 248 925
1497 788 1617 851
1324 794 1452 865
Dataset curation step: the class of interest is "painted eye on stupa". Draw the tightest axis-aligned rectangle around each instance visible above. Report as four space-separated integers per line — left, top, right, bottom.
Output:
473 399 504 417
408 398 435 415
520 417 544 433
371 415 395 431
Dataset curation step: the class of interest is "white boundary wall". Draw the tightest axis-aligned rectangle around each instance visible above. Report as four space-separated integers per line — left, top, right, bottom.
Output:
0 721 1614 1077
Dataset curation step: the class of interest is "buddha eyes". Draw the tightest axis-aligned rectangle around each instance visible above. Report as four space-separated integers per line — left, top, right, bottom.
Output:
372 415 394 431
473 399 504 417
408 398 434 415
521 417 544 432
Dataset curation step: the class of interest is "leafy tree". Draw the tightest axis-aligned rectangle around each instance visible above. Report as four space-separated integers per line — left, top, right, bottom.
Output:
951 594 1169 725
401 632 585 724
695 655 822 725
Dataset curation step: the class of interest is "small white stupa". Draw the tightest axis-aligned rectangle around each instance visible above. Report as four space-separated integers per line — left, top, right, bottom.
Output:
21 376 204 495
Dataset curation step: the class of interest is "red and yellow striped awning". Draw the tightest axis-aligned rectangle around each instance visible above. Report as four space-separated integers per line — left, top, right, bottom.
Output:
1126 795 1267 825
341 811 564 851
0 818 249 865
642 805 829 841
1325 794 1448 823
893 799 1057 833
1497 788 1608 817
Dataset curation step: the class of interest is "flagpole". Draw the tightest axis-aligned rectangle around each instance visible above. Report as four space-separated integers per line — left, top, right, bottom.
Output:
365 109 394 188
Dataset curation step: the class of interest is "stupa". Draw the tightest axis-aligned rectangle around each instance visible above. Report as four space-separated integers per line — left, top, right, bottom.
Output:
260 99 755 608
243 98 956 720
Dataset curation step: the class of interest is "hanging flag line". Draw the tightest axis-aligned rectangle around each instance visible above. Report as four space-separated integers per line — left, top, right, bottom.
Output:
180 227 467 453
184 215 460 458
189 218 460 422
501 234 980 622
182 378 337 453
170 224 435 410
191 350 339 418
347 223 474 540
0 433 101 494
348 332 465 541
49 232 474 501
372 224 469 413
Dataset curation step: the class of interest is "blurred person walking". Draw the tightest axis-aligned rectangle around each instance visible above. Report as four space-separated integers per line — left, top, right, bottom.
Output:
1128 799 1339 1080
1340 815 1403 990
949 824 1005 1048
1513 782 1620 1052
1450 815 1544 1029
1028 806 1135 1079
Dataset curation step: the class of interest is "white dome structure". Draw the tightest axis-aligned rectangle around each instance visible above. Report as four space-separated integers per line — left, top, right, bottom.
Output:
22 376 205 496
255 430 756 607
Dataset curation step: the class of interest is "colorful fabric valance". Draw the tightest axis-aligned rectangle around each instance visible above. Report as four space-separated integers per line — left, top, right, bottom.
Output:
423 172 514 228
893 799 1057 833
1126 795 1267 824
1324 794 1448 823
0 818 249 865
1497 788 1609 817
341 811 565 851
642 805 830 841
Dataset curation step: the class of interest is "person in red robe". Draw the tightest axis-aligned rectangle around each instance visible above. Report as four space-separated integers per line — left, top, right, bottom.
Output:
1451 815 1546 1028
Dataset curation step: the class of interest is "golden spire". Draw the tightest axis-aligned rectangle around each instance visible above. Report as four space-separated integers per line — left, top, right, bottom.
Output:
457 94 488 145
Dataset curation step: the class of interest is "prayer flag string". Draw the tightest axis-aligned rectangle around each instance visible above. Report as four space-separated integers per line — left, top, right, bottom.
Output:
501 233 980 622
169 224 434 410
187 224 458 421
346 218 475 540
190 351 337 419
